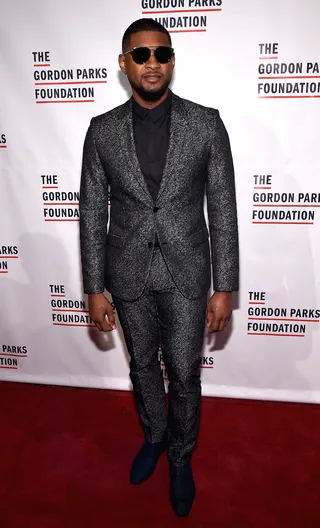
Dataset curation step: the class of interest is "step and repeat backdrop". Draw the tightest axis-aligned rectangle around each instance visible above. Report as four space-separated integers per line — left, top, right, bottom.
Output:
1 0 320 402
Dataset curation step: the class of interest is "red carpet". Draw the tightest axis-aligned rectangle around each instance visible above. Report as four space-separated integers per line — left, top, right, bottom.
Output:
0 381 320 527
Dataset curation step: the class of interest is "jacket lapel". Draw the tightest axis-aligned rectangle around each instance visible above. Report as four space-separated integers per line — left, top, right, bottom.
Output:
117 99 153 203
116 91 188 204
156 92 188 201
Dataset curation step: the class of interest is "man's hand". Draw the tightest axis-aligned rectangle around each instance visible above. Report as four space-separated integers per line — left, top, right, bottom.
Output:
206 292 232 333
88 293 116 332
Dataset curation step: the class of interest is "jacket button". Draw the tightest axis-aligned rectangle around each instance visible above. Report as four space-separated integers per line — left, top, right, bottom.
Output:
153 206 159 212
148 242 153 247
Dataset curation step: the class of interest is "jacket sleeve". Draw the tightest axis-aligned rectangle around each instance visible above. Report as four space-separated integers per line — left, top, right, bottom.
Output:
79 119 109 294
206 109 239 292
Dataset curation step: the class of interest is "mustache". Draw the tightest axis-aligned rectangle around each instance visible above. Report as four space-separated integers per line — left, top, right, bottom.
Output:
142 72 163 78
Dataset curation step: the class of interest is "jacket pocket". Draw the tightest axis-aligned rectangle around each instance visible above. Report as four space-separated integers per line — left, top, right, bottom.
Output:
188 227 209 247
106 232 125 249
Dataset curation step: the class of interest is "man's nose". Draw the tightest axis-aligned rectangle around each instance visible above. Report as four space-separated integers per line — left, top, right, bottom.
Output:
145 50 160 68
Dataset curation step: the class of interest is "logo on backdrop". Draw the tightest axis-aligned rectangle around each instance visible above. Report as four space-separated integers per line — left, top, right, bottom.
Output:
41 174 79 221
0 345 28 370
141 0 223 33
32 51 107 104
0 134 7 148
251 174 319 225
0 246 19 274
258 43 320 98
247 292 320 338
158 346 214 380
49 284 94 327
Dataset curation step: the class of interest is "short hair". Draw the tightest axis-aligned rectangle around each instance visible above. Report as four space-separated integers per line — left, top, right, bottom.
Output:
122 18 172 53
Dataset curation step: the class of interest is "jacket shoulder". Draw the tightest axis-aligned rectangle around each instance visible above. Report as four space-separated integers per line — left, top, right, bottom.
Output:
89 99 130 129
173 94 219 133
177 94 219 120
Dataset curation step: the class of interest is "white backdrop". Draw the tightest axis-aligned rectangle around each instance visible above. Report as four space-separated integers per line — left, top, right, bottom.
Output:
1 0 320 403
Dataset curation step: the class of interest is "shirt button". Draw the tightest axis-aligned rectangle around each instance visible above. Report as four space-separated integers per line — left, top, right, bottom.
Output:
148 242 153 247
153 207 159 212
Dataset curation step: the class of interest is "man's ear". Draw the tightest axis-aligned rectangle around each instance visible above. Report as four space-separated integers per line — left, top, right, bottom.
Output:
118 54 127 75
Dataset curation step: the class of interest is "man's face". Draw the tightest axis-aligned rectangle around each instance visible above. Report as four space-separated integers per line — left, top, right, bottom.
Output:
119 30 175 101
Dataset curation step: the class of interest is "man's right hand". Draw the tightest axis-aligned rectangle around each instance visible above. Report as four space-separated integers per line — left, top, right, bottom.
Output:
88 293 116 332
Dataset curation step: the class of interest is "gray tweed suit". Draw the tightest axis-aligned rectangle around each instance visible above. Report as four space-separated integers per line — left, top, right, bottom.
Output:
80 90 239 466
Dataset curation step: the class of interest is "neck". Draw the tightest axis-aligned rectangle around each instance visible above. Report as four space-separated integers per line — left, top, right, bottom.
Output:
132 88 169 109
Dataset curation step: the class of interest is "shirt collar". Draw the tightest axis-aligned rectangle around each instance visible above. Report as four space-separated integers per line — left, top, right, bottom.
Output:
132 91 172 123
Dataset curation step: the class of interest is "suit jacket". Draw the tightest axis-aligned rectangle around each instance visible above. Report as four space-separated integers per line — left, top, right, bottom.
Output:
79 90 239 301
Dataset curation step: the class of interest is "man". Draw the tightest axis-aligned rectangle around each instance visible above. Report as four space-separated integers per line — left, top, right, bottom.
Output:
79 18 239 517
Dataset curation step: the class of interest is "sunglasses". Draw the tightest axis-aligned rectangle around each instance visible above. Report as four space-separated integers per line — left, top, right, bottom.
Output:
123 46 174 65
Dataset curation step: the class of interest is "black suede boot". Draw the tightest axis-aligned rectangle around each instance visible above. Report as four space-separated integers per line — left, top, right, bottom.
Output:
130 440 166 485
169 464 195 516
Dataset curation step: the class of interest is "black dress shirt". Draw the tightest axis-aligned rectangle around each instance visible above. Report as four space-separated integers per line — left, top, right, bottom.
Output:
132 92 171 202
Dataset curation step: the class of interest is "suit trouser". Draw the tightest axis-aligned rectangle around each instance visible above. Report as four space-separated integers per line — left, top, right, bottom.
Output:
112 245 207 467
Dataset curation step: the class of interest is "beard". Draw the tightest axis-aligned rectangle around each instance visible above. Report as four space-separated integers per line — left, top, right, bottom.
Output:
128 77 171 102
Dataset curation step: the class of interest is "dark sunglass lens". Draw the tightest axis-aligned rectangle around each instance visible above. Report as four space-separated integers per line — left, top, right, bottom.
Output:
155 47 173 63
132 47 151 64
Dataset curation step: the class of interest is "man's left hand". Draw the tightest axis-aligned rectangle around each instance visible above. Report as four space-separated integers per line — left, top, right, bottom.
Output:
206 292 232 333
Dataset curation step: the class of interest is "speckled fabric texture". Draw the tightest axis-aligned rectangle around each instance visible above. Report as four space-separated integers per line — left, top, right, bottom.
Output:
113 247 207 466
79 90 239 300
